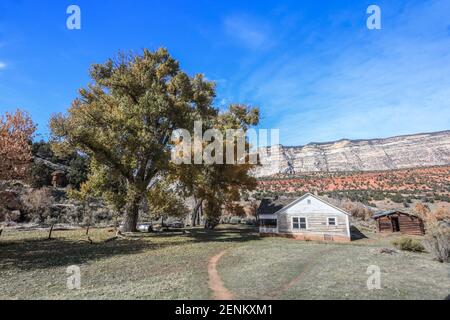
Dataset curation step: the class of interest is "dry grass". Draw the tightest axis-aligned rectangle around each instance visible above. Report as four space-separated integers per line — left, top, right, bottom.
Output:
219 238 449 300
0 225 448 300
0 225 257 300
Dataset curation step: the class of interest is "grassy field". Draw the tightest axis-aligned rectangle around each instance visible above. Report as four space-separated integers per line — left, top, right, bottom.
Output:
0 225 448 300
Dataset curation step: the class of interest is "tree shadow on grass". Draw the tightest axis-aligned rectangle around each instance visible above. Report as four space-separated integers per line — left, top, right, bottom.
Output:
0 237 155 272
187 226 261 243
139 226 261 244
0 226 261 272
143 228 261 244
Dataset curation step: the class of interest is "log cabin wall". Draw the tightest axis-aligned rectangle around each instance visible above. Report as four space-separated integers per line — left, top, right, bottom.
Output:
378 216 392 232
397 213 425 235
376 212 425 235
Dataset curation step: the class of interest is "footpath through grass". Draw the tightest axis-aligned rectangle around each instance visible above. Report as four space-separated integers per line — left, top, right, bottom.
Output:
0 225 257 299
0 225 448 300
218 237 450 300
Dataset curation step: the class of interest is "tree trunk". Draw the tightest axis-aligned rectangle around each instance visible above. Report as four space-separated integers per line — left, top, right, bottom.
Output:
48 224 54 240
191 198 203 227
86 224 90 236
114 215 119 231
122 194 142 232
198 204 203 225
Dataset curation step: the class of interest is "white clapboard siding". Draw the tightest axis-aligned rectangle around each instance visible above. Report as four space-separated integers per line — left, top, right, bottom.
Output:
276 194 350 238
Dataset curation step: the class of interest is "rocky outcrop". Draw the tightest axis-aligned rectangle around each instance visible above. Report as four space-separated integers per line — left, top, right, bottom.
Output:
0 180 114 225
33 157 69 172
254 130 450 177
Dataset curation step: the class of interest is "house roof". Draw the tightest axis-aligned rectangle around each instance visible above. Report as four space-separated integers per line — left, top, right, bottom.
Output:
373 210 419 219
258 197 296 215
258 193 351 216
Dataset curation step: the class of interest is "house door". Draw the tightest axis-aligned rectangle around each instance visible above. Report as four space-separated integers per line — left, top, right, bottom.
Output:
391 217 400 232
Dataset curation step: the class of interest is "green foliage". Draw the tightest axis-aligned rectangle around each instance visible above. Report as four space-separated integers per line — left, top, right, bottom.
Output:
393 238 425 252
31 140 89 189
146 181 188 220
75 159 127 213
30 162 52 188
32 141 59 163
390 193 404 203
169 101 260 229
66 155 89 188
50 48 236 232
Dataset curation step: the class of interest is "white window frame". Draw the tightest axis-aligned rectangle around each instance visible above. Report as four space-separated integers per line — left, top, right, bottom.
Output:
292 216 308 230
327 217 337 226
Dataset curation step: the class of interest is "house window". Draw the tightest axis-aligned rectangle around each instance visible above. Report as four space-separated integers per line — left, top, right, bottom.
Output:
307 199 311 205
328 217 337 226
293 217 307 229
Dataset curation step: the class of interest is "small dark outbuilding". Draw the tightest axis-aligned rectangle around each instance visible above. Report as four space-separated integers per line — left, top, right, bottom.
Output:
373 210 425 235
51 170 67 188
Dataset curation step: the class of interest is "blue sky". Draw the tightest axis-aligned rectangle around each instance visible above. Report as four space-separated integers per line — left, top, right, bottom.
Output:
0 0 449 145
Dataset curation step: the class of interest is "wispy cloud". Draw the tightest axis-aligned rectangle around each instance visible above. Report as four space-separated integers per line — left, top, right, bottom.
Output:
0 61 6 70
227 0 450 145
223 14 273 49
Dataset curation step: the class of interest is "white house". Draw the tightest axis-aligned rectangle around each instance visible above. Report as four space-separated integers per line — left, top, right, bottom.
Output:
258 193 351 242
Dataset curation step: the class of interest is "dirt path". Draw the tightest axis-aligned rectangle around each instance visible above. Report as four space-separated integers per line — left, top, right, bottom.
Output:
208 250 235 300
264 247 340 299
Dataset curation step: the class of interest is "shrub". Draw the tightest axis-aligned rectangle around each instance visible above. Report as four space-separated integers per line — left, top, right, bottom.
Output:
66 156 89 188
390 193 404 203
30 161 52 187
342 201 373 220
423 223 449 263
415 206 450 263
21 188 53 223
393 238 425 252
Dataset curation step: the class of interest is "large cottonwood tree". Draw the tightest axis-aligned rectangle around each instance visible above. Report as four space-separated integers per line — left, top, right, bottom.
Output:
50 48 216 232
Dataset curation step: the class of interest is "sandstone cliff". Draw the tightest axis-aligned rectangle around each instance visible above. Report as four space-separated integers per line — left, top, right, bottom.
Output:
254 130 450 177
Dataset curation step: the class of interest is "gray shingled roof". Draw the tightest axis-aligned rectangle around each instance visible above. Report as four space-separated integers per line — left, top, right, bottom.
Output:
373 210 419 219
257 197 297 215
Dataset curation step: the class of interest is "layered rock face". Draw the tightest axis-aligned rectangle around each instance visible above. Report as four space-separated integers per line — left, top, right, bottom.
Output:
254 130 450 177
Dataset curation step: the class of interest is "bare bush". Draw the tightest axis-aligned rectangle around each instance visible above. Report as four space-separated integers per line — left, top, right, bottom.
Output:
4 210 21 223
415 205 450 263
423 222 449 263
341 200 373 220
433 207 450 222
21 188 53 223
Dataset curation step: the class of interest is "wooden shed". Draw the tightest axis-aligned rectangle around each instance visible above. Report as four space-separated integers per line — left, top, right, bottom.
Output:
51 170 67 188
373 210 425 235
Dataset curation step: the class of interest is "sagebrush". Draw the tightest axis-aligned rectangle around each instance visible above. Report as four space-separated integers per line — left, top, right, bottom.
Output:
393 238 425 252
